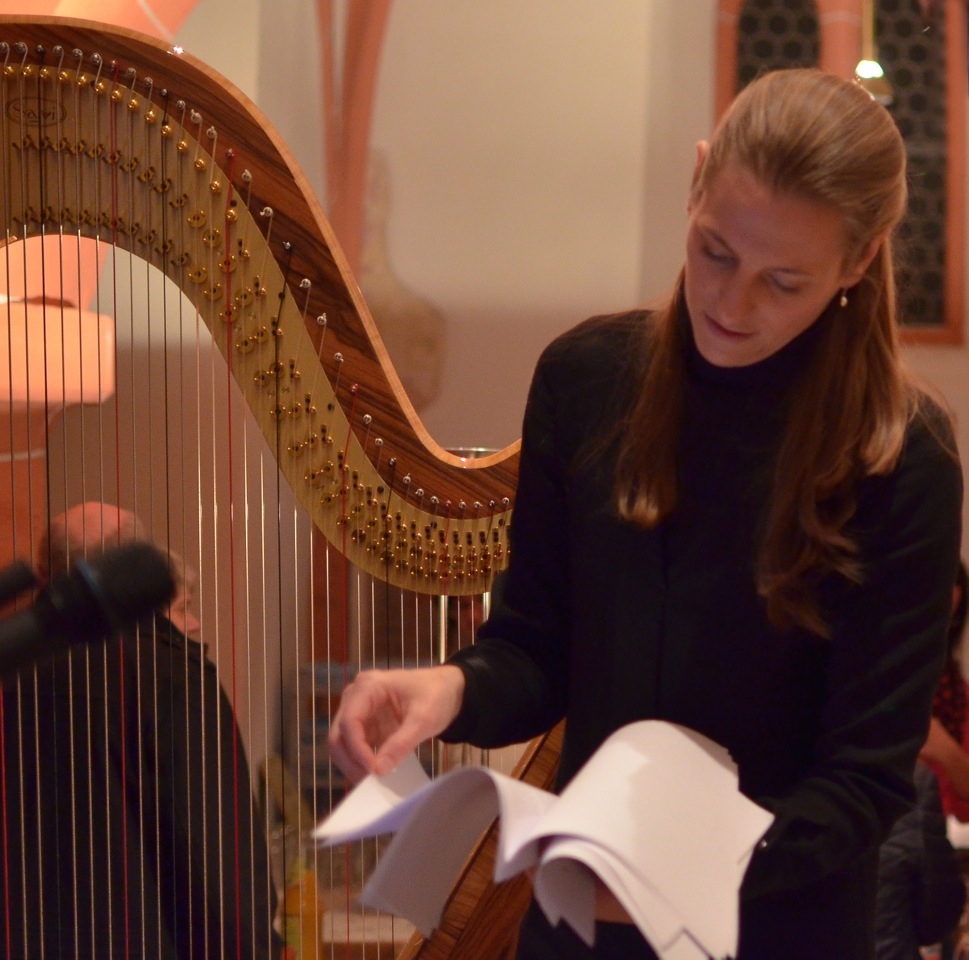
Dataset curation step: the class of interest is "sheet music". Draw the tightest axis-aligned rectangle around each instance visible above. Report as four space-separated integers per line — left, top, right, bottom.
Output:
313 720 774 959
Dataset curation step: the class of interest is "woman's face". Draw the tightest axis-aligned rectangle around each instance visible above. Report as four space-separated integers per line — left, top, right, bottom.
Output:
684 158 876 368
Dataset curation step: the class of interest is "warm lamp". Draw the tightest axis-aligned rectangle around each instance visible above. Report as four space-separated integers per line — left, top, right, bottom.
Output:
854 0 894 105
0 300 116 406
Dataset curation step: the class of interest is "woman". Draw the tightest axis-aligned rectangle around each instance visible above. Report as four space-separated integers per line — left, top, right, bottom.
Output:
329 69 963 958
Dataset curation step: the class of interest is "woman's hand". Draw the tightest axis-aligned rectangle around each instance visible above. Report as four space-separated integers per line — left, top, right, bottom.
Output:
327 665 466 783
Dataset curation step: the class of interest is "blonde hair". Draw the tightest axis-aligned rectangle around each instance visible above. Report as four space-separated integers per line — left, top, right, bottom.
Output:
616 69 926 638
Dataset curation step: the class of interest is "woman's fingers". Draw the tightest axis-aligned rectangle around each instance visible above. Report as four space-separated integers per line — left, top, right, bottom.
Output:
327 718 374 783
327 666 466 782
327 671 397 781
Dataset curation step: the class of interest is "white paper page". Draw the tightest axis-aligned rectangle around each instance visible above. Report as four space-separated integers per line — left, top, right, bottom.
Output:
534 838 711 960
507 721 772 957
661 931 716 960
314 754 556 853
311 752 431 843
361 768 563 933
310 720 771 956
534 838 672 950
532 855 596 943
355 767 558 934
356 768 503 935
492 777 559 880
313 759 558 936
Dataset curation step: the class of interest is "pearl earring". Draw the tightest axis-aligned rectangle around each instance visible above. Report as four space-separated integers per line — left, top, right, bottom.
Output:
839 289 849 308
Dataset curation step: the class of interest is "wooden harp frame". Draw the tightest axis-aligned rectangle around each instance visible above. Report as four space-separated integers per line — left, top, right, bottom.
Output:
0 14 564 960
0 15 519 585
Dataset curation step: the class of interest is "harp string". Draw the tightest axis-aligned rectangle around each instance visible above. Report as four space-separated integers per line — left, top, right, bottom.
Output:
116 66 139 960
1 57 263 957
216 122 244 958
0 18 531 958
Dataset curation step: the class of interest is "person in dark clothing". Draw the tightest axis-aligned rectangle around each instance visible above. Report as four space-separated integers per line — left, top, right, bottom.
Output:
0 502 280 959
875 762 966 959
327 69 963 959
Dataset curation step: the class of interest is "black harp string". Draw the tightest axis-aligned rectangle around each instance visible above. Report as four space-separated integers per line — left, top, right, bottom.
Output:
0 48 17 950
163 84 201 955
122 63 164 951
0 38 15 573
75 48 101 953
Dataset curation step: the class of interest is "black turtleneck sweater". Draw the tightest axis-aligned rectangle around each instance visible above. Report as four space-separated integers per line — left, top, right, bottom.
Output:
444 308 963 960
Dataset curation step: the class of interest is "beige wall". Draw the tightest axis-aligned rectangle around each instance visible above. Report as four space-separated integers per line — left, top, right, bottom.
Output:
904 339 969 563
176 0 719 450
164 0 969 617
236 0 969 558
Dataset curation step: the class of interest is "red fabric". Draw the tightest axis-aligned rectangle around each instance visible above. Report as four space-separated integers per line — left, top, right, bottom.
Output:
934 659 966 742
931 673 969 820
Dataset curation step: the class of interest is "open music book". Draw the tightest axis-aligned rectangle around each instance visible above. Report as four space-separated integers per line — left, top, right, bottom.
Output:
313 720 773 960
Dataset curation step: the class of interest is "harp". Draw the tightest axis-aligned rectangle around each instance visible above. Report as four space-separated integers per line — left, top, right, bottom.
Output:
0 15 560 960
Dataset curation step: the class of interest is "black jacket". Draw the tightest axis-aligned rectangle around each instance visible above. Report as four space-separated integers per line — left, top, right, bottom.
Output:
444 309 964 959
0 615 280 959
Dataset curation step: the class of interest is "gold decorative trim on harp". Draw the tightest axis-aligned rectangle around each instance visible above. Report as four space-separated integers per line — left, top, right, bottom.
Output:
0 14 559 960
0 14 516 592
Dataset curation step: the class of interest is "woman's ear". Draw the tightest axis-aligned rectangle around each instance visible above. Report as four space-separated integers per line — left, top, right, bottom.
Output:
842 232 888 288
687 141 710 212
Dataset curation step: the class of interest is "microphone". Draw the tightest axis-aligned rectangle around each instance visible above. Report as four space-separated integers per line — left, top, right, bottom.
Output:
0 541 176 677
0 561 39 608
